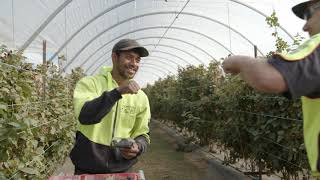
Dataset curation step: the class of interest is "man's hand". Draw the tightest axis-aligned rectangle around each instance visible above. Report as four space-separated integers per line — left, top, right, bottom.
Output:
120 142 140 159
222 55 250 75
117 80 140 94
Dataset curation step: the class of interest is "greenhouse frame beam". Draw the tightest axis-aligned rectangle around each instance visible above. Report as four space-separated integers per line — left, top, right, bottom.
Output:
61 11 260 69
89 44 196 74
135 66 168 76
96 43 203 73
230 0 294 40
47 0 134 61
111 43 204 65
88 49 190 74
144 56 184 68
103 55 181 73
93 63 169 77
140 37 215 60
101 60 177 75
89 56 178 76
65 25 233 71
138 64 171 75
138 63 175 74
18 0 294 59
18 0 73 52
150 50 191 65
135 69 163 79
89 43 205 72
140 62 176 73
53 11 227 63
89 36 217 68
79 29 226 71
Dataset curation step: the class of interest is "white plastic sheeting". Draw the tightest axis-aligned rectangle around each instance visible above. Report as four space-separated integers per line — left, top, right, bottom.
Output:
0 0 308 86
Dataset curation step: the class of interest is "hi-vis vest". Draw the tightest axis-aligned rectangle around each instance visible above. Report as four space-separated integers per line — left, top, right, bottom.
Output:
276 33 320 176
73 66 151 146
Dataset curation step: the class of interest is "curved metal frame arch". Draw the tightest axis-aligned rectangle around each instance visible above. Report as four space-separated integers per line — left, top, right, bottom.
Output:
67 25 234 71
91 62 168 78
144 56 184 68
137 64 171 75
90 36 217 69
135 69 163 79
19 0 294 55
146 44 204 64
230 0 294 40
149 50 192 65
92 56 179 76
105 60 176 75
137 63 174 75
88 49 191 74
79 28 228 71
18 0 73 52
62 11 261 69
104 56 181 72
94 43 205 75
139 36 215 60
140 62 176 73
97 43 205 67
47 0 134 60
135 65 170 77
52 11 229 63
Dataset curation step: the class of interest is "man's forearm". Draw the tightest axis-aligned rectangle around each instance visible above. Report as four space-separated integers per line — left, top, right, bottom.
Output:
78 88 122 125
238 57 287 93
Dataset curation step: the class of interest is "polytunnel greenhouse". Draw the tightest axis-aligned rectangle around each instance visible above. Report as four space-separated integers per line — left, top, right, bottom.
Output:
1 0 318 179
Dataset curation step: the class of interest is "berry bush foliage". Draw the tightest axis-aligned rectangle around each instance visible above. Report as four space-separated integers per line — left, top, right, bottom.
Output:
0 45 84 179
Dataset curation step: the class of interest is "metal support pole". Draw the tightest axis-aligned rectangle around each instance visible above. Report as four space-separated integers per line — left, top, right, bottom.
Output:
254 45 258 58
42 40 47 101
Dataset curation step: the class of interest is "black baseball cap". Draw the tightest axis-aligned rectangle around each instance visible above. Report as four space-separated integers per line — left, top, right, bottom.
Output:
292 0 320 19
112 39 149 57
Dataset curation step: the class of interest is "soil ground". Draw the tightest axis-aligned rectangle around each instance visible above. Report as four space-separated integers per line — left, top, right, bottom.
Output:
52 122 216 180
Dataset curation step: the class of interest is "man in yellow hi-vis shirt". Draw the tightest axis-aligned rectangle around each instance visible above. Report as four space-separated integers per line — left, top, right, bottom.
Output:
222 0 320 177
70 39 151 175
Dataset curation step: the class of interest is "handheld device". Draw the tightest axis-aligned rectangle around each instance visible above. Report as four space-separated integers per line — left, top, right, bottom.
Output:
111 138 135 148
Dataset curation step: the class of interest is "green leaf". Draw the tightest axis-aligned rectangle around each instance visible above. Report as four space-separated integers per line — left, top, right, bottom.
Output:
30 140 38 148
13 114 22 121
7 122 21 128
1 87 10 94
0 104 7 111
36 147 44 155
23 118 37 127
20 167 38 175
0 128 8 136
50 127 56 134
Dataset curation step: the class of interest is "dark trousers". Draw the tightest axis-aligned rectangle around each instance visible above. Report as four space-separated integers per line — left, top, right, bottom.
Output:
74 167 131 175
74 167 91 175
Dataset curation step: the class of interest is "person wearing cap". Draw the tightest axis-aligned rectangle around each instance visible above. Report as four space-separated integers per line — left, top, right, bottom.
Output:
222 0 320 176
69 39 151 175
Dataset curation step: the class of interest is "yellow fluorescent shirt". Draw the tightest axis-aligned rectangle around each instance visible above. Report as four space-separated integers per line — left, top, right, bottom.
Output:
302 97 320 176
73 66 151 146
270 33 320 176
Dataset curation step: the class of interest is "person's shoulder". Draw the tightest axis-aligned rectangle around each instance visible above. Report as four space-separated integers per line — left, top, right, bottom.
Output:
273 33 320 62
137 89 147 97
78 75 96 83
137 90 149 101
78 74 107 87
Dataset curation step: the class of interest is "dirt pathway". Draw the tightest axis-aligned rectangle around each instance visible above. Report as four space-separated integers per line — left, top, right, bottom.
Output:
53 122 217 180
132 123 215 180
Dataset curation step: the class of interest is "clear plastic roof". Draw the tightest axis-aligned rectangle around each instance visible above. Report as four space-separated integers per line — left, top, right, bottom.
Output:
0 0 308 86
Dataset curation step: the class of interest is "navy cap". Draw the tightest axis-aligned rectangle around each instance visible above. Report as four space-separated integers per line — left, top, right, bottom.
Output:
292 0 319 19
112 39 149 57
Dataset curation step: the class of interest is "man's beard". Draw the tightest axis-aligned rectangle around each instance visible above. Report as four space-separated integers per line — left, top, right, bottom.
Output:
117 65 135 79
